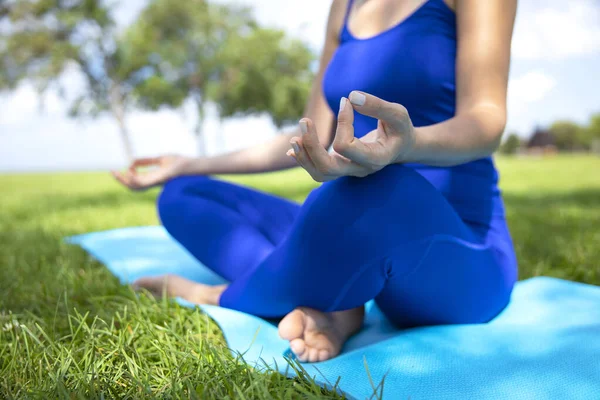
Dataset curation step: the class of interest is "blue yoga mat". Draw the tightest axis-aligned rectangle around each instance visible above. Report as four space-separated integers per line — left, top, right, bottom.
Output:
68 226 600 399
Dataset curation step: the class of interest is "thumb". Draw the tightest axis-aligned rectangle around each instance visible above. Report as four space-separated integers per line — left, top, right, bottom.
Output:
129 157 161 172
332 97 376 165
348 91 412 133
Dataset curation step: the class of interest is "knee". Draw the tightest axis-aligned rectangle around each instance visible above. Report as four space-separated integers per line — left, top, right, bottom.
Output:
157 176 211 226
315 165 429 210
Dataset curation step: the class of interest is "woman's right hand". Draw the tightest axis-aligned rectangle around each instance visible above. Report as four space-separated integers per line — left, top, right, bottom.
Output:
111 155 192 191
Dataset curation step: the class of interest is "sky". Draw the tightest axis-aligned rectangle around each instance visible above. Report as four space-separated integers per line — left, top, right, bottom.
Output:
1 0 599 172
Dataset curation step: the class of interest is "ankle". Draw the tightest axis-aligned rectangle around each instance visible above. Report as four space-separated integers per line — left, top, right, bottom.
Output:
331 306 365 336
207 284 228 305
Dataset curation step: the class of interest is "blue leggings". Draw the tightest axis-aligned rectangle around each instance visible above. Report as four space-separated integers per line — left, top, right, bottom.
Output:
158 165 517 327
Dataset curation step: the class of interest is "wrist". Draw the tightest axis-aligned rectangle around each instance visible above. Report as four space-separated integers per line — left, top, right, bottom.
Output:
178 156 204 176
396 127 427 164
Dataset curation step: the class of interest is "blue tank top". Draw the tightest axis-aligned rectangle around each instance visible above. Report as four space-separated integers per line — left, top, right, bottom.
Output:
322 0 505 224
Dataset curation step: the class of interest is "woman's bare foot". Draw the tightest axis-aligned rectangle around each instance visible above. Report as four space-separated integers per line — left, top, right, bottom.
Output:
132 274 227 305
278 306 365 363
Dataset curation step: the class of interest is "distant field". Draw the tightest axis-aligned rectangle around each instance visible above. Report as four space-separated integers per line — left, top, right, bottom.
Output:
1 154 599 398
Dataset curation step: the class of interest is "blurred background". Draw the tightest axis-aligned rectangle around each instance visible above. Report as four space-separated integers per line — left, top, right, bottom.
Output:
1 2 599 395
1 0 599 171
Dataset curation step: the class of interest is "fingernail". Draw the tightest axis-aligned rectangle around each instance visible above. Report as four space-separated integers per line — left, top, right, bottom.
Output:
339 97 347 113
299 120 308 134
290 141 300 154
286 149 295 157
349 91 366 106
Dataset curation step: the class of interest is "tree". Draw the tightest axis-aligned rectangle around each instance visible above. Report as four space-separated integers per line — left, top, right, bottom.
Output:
2 0 315 159
499 132 521 155
124 0 256 155
549 120 587 151
126 0 314 154
587 113 600 138
583 113 600 147
213 28 314 129
588 113 600 154
0 0 146 161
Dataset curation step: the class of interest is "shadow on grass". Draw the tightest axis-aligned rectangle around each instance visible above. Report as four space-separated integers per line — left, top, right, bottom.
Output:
0 190 158 227
502 189 600 286
504 188 600 209
31 189 158 209
0 227 125 320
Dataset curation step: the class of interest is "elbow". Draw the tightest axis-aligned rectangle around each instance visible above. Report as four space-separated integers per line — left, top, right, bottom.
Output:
487 115 506 155
487 129 504 155
473 104 507 156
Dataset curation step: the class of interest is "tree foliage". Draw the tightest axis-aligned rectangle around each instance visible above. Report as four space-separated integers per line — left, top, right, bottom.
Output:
582 113 600 150
1 0 315 158
508 113 600 154
126 0 315 135
212 27 314 129
0 0 145 159
549 120 587 151
0 0 112 92
123 0 254 117
500 132 521 155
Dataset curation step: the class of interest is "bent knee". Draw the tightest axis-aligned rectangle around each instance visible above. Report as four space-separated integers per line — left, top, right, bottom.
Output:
324 165 434 204
157 176 212 224
377 238 516 328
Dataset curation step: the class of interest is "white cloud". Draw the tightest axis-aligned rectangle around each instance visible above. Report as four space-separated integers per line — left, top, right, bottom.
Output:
512 0 600 60
216 0 330 50
505 71 558 135
508 71 557 108
0 85 39 125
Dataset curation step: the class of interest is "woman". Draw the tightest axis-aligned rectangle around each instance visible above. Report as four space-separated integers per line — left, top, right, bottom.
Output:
114 0 518 363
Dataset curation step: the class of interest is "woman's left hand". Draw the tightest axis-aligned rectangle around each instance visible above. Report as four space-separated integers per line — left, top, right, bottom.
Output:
288 91 417 182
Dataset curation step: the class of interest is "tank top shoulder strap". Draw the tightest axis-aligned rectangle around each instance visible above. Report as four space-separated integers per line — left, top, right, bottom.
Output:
343 0 355 26
339 0 355 42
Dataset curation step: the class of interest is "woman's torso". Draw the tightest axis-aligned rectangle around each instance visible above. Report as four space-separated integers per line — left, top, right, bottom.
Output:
322 0 506 226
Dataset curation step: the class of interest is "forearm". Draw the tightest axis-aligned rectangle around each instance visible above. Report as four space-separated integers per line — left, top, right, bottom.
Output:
179 130 300 175
405 104 505 167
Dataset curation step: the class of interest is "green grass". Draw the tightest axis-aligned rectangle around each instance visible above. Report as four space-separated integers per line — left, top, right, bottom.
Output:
1 155 599 398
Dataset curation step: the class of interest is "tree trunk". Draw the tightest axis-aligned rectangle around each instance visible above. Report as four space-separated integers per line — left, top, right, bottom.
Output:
195 99 206 156
115 114 135 163
109 84 134 163
217 117 226 154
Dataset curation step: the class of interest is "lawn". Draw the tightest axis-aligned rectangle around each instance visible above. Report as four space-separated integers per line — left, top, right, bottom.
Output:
1 155 599 398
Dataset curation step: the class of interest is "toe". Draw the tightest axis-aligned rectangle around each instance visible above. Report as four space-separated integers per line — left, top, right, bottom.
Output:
132 276 164 293
278 309 306 340
290 338 308 362
318 349 330 362
307 347 320 363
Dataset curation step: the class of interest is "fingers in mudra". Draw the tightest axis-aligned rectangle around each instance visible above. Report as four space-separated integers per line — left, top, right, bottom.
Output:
287 91 416 182
112 155 184 190
287 100 371 182
112 157 160 190
339 91 416 167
